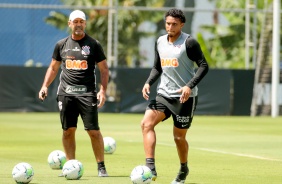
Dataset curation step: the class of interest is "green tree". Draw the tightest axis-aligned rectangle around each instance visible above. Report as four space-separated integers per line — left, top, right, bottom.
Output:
45 0 165 67
198 0 274 68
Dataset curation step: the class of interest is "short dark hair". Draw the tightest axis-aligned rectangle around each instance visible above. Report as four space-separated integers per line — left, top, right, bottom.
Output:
165 8 186 23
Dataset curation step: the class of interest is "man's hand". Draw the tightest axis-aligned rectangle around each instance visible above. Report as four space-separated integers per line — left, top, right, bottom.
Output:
177 86 191 103
39 87 48 102
97 90 106 108
142 84 150 101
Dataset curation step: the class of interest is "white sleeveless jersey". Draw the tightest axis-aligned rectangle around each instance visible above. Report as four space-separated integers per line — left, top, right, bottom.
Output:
156 32 198 97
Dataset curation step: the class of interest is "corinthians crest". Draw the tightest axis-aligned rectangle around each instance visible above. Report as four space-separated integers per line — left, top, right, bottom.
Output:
81 45 90 55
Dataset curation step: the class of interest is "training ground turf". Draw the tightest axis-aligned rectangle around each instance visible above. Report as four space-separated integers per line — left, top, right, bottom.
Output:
1 113 281 184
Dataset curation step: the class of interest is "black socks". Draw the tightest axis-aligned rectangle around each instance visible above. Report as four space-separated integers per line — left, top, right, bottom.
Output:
180 162 189 173
98 161 105 169
146 158 156 171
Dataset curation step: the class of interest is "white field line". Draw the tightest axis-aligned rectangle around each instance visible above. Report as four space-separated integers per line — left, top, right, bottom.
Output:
192 147 282 162
129 140 282 162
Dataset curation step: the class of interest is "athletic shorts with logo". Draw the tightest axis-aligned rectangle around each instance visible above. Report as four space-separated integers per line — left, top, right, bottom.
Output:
57 95 99 130
147 94 198 129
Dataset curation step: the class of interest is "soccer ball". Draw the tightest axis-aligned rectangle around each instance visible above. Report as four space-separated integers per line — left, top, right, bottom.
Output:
12 162 34 184
130 165 152 184
62 159 84 180
103 137 116 154
47 150 66 169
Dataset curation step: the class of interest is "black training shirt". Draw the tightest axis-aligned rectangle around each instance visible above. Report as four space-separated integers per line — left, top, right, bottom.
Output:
52 34 106 96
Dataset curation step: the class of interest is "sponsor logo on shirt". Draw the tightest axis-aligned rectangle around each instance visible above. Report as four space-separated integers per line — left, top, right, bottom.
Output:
66 59 88 70
66 55 75 59
161 58 179 67
72 47 80 51
65 85 87 94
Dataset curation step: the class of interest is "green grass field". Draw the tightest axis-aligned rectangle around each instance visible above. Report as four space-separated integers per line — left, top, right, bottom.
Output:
0 113 281 184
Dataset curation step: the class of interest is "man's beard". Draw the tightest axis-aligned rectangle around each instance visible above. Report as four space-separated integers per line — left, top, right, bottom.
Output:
167 33 174 37
74 27 83 35
74 31 83 36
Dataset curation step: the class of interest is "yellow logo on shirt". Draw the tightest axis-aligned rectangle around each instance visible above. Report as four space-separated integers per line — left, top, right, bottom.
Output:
66 59 88 70
161 58 179 67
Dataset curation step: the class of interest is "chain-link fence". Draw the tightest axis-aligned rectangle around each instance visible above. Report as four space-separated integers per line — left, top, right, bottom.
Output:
0 0 279 69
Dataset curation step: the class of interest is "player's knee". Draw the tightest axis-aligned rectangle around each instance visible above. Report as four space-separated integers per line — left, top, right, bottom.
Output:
173 135 186 143
140 119 146 130
87 130 102 140
140 119 153 131
63 128 76 138
63 132 74 140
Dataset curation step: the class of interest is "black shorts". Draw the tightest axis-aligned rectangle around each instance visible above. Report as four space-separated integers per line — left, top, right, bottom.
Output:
147 94 198 129
57 95 99 130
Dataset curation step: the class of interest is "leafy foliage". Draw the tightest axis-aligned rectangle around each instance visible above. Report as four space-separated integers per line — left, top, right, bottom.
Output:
199 0 274 68
44 0 165 67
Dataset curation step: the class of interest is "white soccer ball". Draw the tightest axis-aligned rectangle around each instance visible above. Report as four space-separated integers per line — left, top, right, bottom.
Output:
62 159 84 180
12 162 34 184
103 137 116 154
47 150 66 169
130 165 152 184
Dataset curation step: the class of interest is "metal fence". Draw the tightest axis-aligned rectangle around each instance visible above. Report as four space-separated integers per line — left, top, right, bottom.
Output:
0 0 278 69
